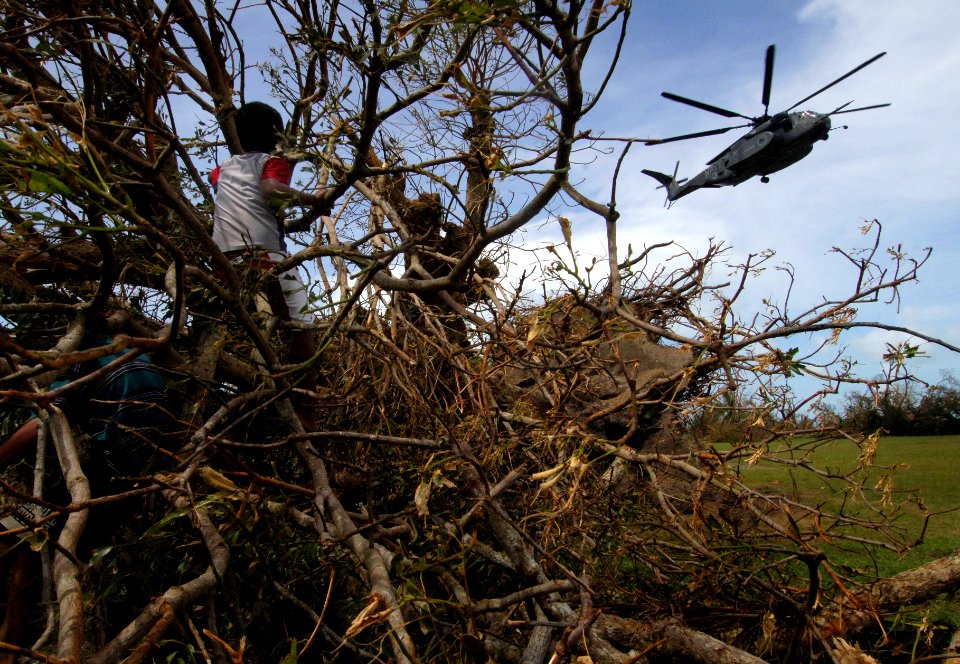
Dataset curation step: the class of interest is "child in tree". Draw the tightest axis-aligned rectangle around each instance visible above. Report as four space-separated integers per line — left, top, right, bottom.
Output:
210 101 330 330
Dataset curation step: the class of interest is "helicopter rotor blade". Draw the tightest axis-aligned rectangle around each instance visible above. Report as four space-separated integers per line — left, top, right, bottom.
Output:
660 92 754 121
761 45 775 117
787 52 887 111
830 102 892 115
830 101 854 113
645 125 745 146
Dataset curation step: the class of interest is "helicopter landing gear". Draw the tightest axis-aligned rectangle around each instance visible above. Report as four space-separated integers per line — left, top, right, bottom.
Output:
760 176 770 183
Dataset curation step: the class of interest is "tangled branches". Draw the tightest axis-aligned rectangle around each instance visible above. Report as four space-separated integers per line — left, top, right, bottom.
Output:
4 235 951 663
1 0 957 662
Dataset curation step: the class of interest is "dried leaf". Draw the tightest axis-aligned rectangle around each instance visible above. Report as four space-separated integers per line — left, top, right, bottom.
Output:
200 466 241 494
558 215 573 252
858 431 881 468
756 611 776 653
414 479 431 516
526 320 547 351
747 445 765 465
344 594 392 640
832 637 879 663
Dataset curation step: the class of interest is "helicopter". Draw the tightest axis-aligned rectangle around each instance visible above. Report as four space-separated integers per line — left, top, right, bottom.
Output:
641 45 889 203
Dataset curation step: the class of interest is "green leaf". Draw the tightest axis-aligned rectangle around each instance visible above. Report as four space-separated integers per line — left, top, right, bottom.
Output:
26 171 71 196
89 545 114 565
278 639 299 664
143 506 194 536
882 341 928 367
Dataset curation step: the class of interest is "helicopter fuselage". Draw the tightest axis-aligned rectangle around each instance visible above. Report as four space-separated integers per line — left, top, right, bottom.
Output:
642 45 887 204
679 111 831 196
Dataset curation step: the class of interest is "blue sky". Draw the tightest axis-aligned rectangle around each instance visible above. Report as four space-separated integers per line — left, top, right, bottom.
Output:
545 0 960 391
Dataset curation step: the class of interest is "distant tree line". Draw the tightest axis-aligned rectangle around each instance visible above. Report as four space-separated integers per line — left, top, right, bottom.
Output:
687 373 960 441
840 373 960 436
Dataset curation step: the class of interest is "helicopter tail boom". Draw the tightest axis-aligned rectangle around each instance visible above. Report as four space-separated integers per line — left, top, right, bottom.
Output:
641 168 683 202
641 168 674 188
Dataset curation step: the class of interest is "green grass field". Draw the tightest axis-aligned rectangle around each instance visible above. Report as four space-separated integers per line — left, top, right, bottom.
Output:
728 435 960 578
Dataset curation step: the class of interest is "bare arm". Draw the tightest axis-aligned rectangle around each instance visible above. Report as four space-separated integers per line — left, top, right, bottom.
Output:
261 179 333 233
0 418 39 467
260 178 327 207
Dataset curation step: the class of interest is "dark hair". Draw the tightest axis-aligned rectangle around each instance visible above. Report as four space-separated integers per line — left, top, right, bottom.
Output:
234 102 284 153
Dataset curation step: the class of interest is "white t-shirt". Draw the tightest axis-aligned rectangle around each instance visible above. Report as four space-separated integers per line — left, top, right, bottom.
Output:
210 153 293 253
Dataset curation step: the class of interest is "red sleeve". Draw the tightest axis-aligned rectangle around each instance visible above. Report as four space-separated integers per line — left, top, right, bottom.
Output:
262 157 292 185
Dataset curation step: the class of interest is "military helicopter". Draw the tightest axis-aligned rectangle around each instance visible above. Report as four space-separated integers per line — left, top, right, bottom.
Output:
641 45 889 203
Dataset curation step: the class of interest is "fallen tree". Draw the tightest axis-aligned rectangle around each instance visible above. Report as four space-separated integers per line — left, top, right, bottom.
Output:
1 1 958 662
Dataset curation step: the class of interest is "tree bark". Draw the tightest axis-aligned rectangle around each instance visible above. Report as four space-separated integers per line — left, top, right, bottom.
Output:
47 410 89 664
594 615 769 664
820 549 960 638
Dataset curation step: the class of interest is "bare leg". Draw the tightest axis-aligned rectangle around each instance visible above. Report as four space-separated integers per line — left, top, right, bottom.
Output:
289 329 317 431
0 548 34 664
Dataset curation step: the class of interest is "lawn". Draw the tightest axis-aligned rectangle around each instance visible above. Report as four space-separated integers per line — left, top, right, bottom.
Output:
728 435 960 577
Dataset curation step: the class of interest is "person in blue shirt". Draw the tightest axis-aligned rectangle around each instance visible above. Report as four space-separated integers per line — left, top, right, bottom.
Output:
0 346 175 484
0 343 177 663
